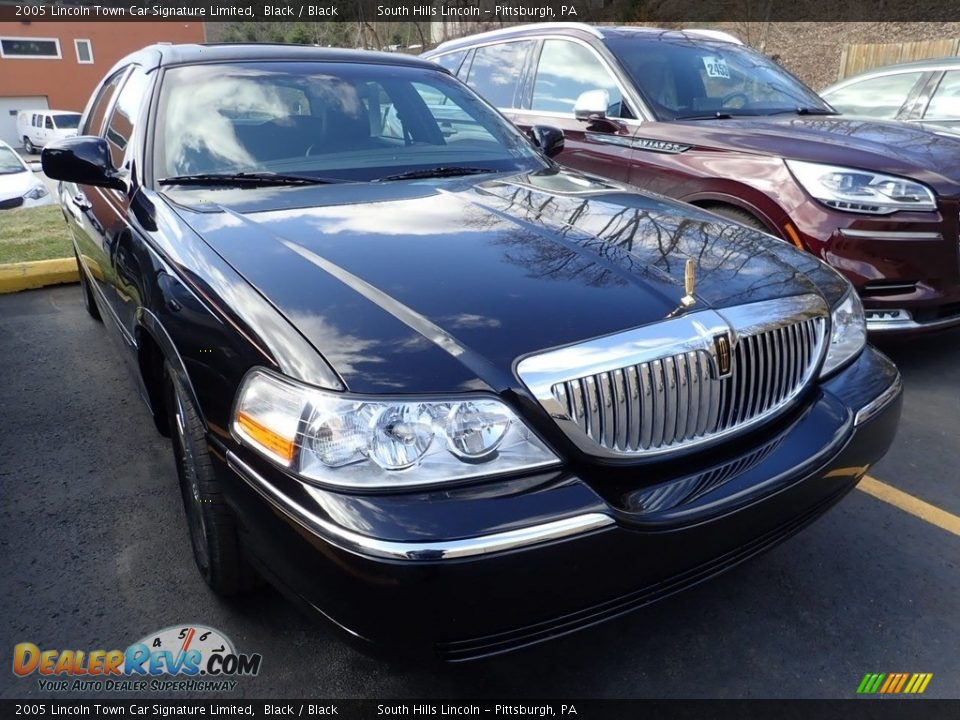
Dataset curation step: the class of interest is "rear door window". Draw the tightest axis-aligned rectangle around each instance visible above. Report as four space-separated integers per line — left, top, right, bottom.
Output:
432 50 467 76
84 70 126 135
924 70 960 118
824 72 924 118
465 41 535 109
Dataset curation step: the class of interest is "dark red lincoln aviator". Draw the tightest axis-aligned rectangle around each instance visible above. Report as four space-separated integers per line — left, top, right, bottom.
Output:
424 23 960 335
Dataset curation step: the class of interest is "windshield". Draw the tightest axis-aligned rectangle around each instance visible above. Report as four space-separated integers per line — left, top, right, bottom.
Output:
154 62 545 183
52 113 81 129
606 37 831 120
0 147 26 175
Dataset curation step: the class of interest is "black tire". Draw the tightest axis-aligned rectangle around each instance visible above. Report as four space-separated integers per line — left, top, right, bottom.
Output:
23 137 36 154
165 363 259 595
75 252 101 322
705 204 769 233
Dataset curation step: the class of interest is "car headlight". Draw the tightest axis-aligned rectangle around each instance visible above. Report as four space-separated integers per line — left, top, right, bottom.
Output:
820 290 867 377
786 159 935 214
23 185 48 200
232 369 559 489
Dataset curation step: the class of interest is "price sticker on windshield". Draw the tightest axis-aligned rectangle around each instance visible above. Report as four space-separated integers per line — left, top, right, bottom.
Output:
702 56 730 79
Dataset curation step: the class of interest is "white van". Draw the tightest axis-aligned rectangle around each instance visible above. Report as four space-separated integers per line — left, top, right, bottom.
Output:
16 110 81 154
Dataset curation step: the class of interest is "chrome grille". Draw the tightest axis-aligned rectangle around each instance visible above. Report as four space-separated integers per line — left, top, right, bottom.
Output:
516 295 829 459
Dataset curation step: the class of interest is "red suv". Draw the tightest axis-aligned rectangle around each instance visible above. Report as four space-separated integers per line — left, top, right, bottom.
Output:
424 24 960 335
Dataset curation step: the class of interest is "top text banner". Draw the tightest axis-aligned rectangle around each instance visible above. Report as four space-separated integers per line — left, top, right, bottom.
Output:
0 0 956 22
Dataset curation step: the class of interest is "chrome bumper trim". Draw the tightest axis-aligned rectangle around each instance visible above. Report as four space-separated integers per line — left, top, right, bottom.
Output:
226 451 613 561
838 229 942 240
867 314 960 332
854 375 903 427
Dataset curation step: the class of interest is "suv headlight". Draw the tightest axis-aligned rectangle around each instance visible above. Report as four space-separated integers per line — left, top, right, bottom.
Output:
820 290 867 377
786 159 935 214
232 369 559 489
23 185 48 200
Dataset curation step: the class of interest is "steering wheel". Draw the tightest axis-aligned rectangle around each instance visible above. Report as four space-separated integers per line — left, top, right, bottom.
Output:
720 91 749 109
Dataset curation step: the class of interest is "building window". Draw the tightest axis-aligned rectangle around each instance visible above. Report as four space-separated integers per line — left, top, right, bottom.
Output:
74 39 93 64
0 37 62 59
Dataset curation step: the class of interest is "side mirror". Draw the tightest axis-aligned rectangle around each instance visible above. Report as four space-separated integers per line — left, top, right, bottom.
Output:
528 125 565 158
574 89 611 121
28 161 42 173
41 136 124 190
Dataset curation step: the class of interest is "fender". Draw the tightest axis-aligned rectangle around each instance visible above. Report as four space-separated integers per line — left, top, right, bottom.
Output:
681 190 787 239
135 306 204 433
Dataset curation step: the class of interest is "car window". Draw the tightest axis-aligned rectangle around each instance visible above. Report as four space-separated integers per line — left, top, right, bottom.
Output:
432 50 467 75
105 66 149 169
465 41 535 109
44 117 54 129
531 39 628 118
52 114 80 130
84 70 126 135
823 72 923 118
154 61 544 181
606 36 829 120
0 146 26 174
924 70 960 119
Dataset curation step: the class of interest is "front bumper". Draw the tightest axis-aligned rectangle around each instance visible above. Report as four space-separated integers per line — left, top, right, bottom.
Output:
791 203 960 335
217 347 901 659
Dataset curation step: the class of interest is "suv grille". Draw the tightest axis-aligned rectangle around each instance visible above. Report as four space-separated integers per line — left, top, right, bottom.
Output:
517 295 829 459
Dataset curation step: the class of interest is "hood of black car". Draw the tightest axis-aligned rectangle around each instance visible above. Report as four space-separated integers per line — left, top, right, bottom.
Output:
166 170 847 394
666 116 960 195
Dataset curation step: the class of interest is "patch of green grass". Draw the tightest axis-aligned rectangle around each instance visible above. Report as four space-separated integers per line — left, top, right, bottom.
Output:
0 205 72 264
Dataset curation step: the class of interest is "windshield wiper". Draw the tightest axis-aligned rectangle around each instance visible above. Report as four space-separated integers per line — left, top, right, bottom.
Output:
157 172 346 187
374 166 497 182
675 112 735 120
768 107 839 116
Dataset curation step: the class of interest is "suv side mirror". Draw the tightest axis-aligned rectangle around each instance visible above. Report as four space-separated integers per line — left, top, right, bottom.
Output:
41 136 125 190
528 125 565 158
574 89 611 121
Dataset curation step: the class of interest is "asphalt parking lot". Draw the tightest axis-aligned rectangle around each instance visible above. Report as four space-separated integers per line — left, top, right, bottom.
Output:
1 284 958 699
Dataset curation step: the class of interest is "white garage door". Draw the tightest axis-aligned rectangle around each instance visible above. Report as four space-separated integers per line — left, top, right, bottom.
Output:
0 96 49 148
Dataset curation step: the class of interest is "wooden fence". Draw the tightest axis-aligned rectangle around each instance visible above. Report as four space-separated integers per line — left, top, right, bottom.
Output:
838 38 960 80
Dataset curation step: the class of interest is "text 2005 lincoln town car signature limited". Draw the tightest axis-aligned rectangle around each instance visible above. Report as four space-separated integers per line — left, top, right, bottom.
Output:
43 45 902 659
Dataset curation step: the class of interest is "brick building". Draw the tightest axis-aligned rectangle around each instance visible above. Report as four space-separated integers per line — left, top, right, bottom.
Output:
0 21 205 146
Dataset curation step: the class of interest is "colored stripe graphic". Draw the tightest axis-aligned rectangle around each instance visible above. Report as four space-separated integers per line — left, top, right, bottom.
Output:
857 673 932 694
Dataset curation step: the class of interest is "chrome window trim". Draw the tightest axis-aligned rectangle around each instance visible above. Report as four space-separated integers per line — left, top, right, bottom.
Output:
516 294 830 460
823 68 933 95
226 451 613 561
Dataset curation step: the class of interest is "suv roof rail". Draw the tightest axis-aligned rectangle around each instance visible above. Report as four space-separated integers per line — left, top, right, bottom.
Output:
679 28 743 45
432 22 602 52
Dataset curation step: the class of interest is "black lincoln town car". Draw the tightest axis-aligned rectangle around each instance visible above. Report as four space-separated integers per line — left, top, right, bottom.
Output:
42 44 902 660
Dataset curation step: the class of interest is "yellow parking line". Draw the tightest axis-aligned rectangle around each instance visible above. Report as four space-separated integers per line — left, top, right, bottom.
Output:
859 476 960 538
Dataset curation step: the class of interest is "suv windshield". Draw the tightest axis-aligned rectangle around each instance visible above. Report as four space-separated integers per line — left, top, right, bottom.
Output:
52 114 81 129
154 61 545 183
605 36 831 120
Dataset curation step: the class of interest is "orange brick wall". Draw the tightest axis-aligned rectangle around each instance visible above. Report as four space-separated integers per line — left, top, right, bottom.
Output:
0 22 206 111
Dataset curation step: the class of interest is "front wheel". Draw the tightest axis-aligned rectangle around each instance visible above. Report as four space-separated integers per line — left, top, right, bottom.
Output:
165 363 258 595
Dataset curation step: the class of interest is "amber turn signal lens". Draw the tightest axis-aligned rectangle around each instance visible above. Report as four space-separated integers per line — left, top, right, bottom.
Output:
236 411 295 464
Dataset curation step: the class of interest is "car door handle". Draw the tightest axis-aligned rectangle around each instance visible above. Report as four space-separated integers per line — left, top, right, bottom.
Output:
71 192 91 211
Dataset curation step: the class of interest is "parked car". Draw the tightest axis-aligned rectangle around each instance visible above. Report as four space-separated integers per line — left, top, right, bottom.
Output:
822 57 960 135
42 43 901 659
424 24 960 335
0 140 51 210
16 109 81 154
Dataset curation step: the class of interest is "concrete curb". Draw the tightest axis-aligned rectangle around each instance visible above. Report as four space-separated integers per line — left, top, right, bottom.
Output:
0 258 78 294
